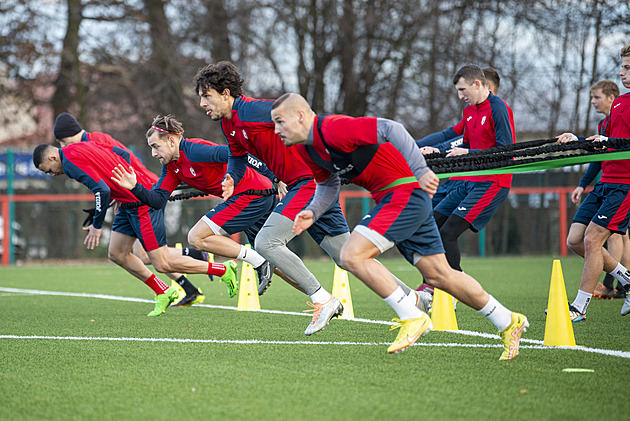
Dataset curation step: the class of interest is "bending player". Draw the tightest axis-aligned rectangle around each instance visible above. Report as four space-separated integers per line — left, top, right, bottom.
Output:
111 114 279 295
33 141 237 316
53 112 208 306
270 92 528 359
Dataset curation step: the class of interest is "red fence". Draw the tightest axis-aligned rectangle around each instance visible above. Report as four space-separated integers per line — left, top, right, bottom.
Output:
0 186 585 266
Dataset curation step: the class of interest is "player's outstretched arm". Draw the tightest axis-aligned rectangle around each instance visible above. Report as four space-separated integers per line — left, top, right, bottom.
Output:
82 225 102 250
417 169 439 198
293 210 314 235
222 173 235 200
111 164 137 190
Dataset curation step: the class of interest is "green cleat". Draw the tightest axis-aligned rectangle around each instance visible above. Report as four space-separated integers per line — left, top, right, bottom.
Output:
147 288 178 317
220 260 239 298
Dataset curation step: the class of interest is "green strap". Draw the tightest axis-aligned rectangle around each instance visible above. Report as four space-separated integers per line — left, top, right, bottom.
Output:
377 176 418 191
435 150 630 179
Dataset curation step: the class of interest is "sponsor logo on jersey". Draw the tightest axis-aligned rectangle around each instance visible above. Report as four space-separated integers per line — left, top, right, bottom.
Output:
481 116 487 125
242 130 249 139
597 215 608 220
467 116 473 122
189 167 197 176
457 206 467 211
230 131 236 136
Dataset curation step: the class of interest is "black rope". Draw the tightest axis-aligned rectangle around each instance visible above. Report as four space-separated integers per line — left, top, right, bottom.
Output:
426 137 630 174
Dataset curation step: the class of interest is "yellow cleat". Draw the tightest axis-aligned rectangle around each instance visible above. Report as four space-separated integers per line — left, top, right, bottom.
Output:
387 313 432 354
498 312 529 360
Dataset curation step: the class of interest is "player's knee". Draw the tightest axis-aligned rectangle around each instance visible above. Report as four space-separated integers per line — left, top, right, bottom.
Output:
107 249 125 265
187 231 202 251
254 229 281 256
339 248 359 272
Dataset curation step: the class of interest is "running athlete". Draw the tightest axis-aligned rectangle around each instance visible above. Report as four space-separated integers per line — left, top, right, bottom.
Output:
32 142 238 316
270 93 528 359
111 114 277 295
52 112 208 306
555 43 630 321
193 61 429 335
432 65 515 273
417 67 501 209
557 80 628 300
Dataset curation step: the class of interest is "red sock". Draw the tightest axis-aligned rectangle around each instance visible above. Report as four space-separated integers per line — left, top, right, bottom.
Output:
144 274 169 294
208 263 226 276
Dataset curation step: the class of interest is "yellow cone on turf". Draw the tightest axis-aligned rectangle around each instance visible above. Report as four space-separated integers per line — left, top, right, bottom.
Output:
544 260 576 347
331 265 354 319
431 288 458 330
238 260 260 311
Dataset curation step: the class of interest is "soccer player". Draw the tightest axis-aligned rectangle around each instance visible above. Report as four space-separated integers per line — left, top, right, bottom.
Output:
270 92 528 358
431 65 515 273
110 114 277 295
557 80 628 300
555 43 630 321
32 141 238 316
53 112 208 306
416 68 502 295
193 61 428 335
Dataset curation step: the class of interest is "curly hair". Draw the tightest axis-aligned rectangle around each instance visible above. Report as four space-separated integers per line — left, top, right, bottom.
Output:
193 61 244 98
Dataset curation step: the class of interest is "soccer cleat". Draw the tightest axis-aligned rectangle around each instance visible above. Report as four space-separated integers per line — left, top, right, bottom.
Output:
147 288 178 317
621 284 630 316
568 304 586 322
593 283 615 300
498 312 529 360
171 289 205 307
303 296 343 336
614 286 626 299
387 313 433 354
415 291 432 314
220 260 239 298
255 260 274 296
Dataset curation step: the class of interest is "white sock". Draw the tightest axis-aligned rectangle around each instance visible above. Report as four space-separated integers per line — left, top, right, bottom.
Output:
571 290 592 314
384 287 423 320
309 287 332 304
609 263 630 286
236 245 266 268
478 295 512 331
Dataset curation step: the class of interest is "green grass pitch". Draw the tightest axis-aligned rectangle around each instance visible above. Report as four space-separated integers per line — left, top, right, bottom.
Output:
0 256 629 420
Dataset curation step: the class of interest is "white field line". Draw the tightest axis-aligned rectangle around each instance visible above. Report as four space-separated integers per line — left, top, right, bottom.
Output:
1 287 629 359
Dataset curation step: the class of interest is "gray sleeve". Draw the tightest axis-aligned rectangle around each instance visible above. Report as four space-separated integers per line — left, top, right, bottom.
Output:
305 174 341 220
377 118 430 180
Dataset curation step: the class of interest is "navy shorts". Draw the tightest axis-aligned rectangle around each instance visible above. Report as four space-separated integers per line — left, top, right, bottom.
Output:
434 180 509 232
573 182 630 234
357 186 444 264
203 193 275 245
274 178 349 244
112 205 168 252
432 179 464 208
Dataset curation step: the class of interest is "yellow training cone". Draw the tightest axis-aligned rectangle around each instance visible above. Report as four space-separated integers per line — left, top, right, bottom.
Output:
544 260 576 347
238 260 260 311
431 288 458 330
331 265 354 319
